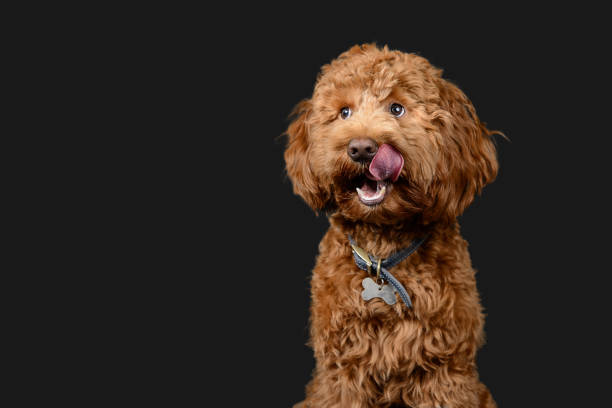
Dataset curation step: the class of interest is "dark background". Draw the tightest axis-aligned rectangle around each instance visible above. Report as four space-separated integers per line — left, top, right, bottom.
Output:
127 7 611 407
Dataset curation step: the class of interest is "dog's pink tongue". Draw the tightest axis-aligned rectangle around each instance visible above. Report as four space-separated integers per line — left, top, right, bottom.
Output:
369 144 404 182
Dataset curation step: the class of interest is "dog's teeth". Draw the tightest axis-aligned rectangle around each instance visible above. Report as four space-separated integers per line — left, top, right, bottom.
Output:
356 184 386 205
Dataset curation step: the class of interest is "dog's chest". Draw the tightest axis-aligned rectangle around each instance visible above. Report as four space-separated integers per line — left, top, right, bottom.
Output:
318 257 427 316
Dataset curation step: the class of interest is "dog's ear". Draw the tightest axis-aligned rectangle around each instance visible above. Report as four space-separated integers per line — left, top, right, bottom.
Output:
284 100 331 212
425 80 499 223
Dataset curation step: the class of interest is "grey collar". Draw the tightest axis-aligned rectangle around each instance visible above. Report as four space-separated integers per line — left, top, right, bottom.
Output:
348 235 428 308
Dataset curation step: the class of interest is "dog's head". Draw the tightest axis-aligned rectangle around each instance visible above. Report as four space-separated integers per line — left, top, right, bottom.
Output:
284 44 498 224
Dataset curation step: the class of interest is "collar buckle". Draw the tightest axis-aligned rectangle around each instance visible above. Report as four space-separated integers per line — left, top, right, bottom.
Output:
350 243 372 273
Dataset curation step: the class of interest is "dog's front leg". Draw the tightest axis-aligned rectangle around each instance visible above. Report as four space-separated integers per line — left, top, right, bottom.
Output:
303 365 378 408
404 374 496 408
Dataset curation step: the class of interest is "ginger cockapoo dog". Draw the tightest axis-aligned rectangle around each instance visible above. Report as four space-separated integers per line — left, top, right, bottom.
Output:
284 44 499 408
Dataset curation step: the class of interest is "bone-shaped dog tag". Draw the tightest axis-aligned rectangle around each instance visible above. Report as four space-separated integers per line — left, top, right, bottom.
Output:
361 277 397 305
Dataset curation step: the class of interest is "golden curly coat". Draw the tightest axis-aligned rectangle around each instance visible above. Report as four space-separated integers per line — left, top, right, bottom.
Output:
285 44 498 408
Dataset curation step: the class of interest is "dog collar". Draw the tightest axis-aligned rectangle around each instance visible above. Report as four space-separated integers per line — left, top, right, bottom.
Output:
348 235 427 308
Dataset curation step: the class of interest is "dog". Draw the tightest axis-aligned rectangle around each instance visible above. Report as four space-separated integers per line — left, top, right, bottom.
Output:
284 44 499 408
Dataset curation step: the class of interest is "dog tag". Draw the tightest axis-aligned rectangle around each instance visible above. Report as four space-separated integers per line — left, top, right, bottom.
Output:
361 277 396 305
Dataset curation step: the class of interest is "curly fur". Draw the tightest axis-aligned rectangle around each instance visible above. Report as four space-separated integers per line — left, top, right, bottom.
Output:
285 44 498 408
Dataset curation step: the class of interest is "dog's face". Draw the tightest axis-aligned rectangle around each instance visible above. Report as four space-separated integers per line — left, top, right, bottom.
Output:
285 44 498 224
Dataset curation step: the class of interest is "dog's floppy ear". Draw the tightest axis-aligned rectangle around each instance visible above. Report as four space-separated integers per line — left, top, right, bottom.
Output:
284 100 331 212
425 80 499 223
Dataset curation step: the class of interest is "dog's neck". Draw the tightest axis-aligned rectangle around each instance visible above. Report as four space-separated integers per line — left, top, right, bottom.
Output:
330 214 447 259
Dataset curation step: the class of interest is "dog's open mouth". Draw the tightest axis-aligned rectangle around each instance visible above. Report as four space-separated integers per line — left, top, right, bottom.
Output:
356 175 388 205
355 144 404 206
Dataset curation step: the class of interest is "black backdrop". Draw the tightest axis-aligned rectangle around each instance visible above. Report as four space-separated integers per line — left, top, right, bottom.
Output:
129 8 611 407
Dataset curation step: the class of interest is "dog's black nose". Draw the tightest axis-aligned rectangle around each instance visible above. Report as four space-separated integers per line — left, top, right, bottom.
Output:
347 138 378 162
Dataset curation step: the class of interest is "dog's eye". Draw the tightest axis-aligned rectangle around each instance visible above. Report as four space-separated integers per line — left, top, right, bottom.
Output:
390 103 405 118
339 107 352 120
